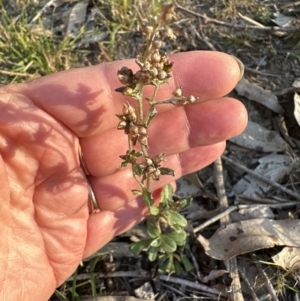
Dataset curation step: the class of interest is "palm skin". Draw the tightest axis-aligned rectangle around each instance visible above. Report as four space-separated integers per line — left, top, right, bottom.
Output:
0 51 247 301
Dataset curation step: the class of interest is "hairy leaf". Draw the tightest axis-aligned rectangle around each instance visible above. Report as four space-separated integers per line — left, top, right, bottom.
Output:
167 229 187 246
160 235 177 253
142 188 154 207
130 239 152 255
165 210 187 227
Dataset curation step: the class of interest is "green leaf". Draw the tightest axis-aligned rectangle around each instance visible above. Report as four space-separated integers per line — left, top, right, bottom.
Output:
167 229 187 246
177 197 192 210
148 246 158 262
180 253 193 272
158 256 175 274
174 260 185 275
120 162 128 168
130 239 152 254
159 167 175 176
147 222 160 238
142 188 154 207
160 235 177 253
160 184 173 207
132 189 142 196
150 237 161 247
149 205 160 215
133 163 143 176
165 210 188 227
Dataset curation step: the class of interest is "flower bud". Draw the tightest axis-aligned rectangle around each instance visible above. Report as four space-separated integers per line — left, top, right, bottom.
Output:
187 95 197 103
150 51 161 63
130 125 139 135
141 23 154 36
152 39 163 50
138 126 147 135
172 87 182 97
117 120 127 130
149 67 158 77
135 70 151 84
153 169 161 179
157 70 168 80
117 67 133 85
152 153 165 165
146 157 153 166
127 105 137 121
153 62 164 71
139 136 148 147
122 103 129 115
160 3 175 22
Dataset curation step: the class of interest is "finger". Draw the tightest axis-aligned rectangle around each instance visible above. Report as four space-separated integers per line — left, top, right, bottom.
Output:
80 97 247 177
8 51 243 137
89 142 225 211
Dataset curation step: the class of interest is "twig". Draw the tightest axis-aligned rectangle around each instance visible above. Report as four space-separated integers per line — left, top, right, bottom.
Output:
244 66 280 77
193 206 237 233
237 12 265 28
193 201 300 233
239 269 260 301
160 282 188 298
274 86 300 96
273 116 296 149
29 0 57 24
159 275 228 297
175 2 298 33
66 270 150 282
222 155 300 201
80 297 152 301
214 158 244 301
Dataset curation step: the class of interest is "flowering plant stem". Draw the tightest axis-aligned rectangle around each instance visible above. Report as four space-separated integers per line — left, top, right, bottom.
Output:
115 2 196 275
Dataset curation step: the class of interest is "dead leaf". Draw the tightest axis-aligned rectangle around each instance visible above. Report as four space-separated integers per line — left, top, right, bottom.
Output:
294 93 300 126
293 78 300 88
272 247 300 270
176 177 201 197
66 1 88 37
235 78 283 114
230 206 274 222
202 270 229 283
229 121 289 152
272 12 297 28
198 218 300 260
233 154 294 198
134 282 155 300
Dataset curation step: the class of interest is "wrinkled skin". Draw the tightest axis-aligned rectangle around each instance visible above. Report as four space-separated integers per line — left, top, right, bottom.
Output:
0 51 247 300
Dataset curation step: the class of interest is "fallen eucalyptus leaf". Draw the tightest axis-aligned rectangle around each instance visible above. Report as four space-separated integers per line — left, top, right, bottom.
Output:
229 121 289 152
198 218 300 260
233 154 294 198
230 206 274 222
235 77 283 113
272 247 300 270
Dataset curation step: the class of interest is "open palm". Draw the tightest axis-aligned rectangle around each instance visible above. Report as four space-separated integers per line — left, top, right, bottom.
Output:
0 51 247 301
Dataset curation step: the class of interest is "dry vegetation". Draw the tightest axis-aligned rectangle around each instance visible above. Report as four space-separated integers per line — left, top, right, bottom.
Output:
1 0 300 300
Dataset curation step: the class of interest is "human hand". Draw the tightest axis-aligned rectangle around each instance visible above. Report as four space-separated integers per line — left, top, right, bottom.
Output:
0 51 247 301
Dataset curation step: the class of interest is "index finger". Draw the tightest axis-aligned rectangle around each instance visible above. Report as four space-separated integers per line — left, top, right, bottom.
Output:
4 51 243 137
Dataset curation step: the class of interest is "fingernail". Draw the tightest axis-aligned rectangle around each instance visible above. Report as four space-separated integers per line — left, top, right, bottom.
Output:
231 55 244 81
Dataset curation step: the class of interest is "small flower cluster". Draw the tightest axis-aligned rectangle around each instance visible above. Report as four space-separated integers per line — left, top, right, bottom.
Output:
116 103 148 147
